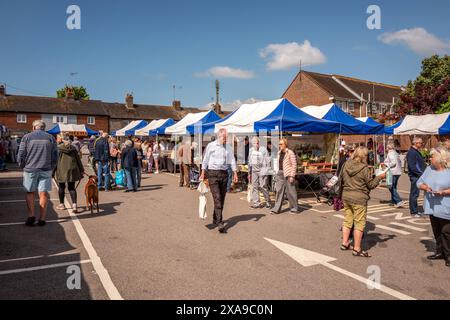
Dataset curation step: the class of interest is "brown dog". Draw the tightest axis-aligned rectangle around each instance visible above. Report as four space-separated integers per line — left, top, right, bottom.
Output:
85 175 99 214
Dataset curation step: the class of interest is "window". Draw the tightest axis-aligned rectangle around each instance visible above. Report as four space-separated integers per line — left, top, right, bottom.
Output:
17 114 27 123
371 103 380 115
53 115 68 124
348 102 355 113
87 116 95 125
336 101 348 113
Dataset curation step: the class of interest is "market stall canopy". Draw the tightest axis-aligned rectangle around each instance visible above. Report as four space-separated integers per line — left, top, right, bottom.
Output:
302 104 385 134
164 110 220 135
384 113 450 135
111 120 149 137
134 118 175 136
47 124 98 136
192 98 342 134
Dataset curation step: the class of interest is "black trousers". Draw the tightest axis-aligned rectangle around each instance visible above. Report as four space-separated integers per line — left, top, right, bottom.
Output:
430 215 450 259
208 170 228 225
58 182 77 205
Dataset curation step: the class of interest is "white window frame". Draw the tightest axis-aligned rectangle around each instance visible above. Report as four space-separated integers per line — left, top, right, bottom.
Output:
53 115 68 124
17 114 27 123
87 116 95 125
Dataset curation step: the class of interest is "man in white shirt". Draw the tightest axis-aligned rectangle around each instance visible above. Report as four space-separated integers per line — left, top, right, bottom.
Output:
249 137 272 209
200 129 238 233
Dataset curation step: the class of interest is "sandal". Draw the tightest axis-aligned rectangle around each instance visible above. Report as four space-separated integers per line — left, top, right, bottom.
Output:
340 243 353 251
352 249 372 258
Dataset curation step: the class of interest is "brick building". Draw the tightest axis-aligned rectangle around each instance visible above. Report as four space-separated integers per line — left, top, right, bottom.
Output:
282 71 403 118
0 85 201 136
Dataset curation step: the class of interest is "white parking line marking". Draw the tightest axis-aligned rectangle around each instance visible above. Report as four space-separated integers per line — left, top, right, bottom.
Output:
0 219 69 227
373 225 411 235
333 215 411 235
389 222 427 232
0 260 91 276
53 180 123 300
0 249 81 263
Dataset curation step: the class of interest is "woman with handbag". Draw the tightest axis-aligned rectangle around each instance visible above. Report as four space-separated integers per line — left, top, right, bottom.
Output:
340 146 385 257
55 135 85 213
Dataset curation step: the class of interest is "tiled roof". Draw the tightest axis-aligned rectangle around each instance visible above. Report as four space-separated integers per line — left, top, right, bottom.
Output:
301 71 402 103
0 94 205 121
102 102 183 121
0 95 108 115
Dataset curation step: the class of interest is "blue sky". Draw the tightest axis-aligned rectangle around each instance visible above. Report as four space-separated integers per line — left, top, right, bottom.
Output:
1 0 449 110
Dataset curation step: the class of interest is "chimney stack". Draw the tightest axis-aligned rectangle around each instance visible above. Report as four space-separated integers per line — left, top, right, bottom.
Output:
172 100 182 111
0 84 5 97
125 93 134 109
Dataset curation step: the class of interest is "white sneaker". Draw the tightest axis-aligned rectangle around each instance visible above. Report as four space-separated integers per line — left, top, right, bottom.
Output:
395 201 405 208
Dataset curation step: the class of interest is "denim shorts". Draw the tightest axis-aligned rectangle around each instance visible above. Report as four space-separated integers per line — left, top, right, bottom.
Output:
23 170 53 193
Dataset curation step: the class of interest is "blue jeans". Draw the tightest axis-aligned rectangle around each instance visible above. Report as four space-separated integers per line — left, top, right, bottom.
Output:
97 161 111 190
136 161 142 188
389 175 402 205
125 167 137 191
409 176 420 214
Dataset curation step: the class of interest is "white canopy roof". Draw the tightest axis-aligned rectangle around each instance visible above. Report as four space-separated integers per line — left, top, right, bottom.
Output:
394 113 450 135
301 104 334 119
115 120 145 137
214 99 284 133
135 119 165 136
164 111 211 135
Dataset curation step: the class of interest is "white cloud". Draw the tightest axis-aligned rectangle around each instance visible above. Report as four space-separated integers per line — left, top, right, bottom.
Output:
197 98 263 112
260 41 327 71
379 27 450 56
194 66 255 79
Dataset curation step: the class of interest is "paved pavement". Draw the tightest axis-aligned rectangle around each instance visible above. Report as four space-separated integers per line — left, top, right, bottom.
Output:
0 160 449 300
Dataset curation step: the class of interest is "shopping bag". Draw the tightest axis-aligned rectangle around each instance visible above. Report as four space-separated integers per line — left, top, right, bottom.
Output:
115 169 125 186
199 194 207 220
197 181 209 194
247 184 253 203
385 169 393 187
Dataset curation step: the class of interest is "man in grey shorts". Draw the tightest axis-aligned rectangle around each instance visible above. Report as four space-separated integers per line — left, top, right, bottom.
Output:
18 120 58 226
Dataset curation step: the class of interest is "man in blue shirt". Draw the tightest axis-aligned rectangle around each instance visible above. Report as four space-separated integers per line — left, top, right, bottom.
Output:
406 137 427 217
18 120 58 226
200 128 238 233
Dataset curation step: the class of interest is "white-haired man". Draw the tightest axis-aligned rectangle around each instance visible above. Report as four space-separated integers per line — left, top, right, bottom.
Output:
18 120 58 226
248 136 272 209
200 128 238 233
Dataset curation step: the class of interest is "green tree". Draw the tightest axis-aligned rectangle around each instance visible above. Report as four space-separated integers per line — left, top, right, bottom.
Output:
395 55 450 117
57 85 90 100
436 96 450 114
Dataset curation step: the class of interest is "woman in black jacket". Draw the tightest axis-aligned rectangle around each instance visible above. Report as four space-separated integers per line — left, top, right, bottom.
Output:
121 140 139 193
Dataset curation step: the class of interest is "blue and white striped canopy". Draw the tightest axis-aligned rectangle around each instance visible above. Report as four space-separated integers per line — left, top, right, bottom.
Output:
188 98 342 134
111 120 149 137
302 104 385 134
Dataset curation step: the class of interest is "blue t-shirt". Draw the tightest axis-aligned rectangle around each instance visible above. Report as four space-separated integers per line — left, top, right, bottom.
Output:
417 166 450 220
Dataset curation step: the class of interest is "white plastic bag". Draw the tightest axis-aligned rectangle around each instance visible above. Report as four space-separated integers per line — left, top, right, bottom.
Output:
197 181 209 194
199 194 207 220
247 184 253 203
197 181 209 220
